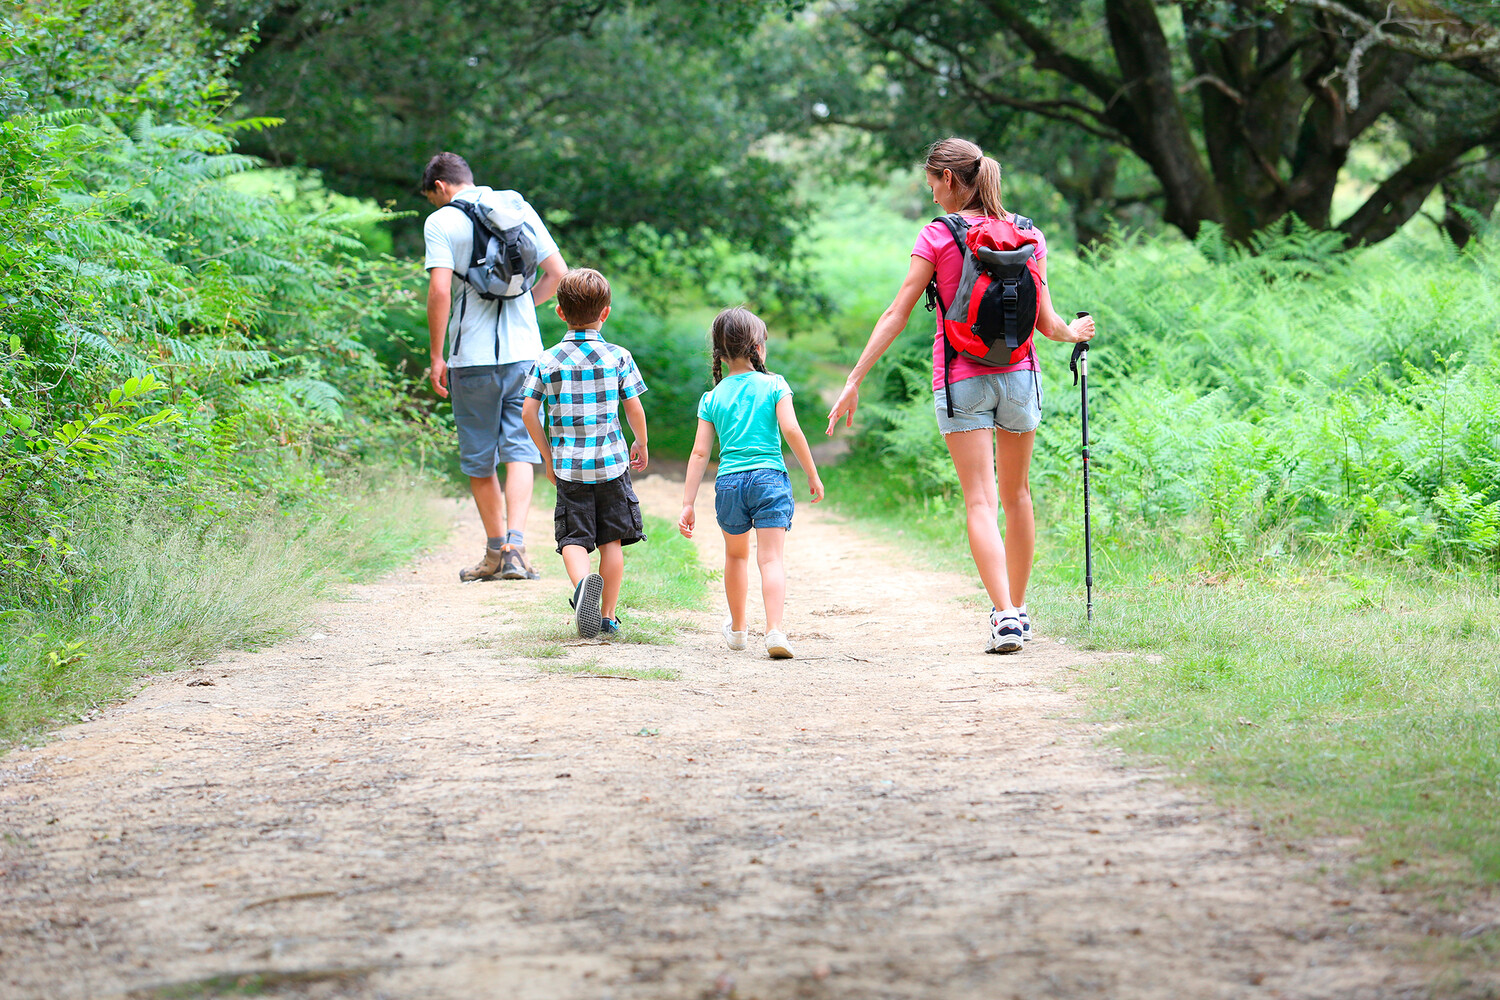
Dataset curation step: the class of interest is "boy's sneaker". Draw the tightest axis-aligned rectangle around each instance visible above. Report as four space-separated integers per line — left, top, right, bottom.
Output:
1018 606 1032 642
573 573 604 639
499 544 540 581
459 547 504 582
723 618 748 651
599 617 621 639
987 608 1024 654
765 629 794 659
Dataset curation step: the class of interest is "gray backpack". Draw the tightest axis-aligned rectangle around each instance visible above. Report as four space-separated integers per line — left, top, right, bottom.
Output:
445 190 541 356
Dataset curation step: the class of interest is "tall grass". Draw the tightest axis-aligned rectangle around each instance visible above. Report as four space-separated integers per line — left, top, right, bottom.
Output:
0 473 446 744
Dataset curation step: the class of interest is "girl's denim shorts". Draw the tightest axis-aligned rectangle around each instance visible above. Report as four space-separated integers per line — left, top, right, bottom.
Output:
714 468 794 535
934 370 1043 435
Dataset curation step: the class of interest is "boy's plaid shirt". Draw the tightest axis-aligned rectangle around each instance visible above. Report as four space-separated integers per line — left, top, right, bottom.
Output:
522 328 647 483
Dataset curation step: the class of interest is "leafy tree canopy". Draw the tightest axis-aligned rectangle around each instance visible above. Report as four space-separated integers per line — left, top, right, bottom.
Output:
777 0 1500 247
215 0 812 302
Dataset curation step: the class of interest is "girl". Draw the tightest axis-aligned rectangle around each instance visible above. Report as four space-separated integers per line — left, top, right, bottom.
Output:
679 308 825 659
826 137 1094 654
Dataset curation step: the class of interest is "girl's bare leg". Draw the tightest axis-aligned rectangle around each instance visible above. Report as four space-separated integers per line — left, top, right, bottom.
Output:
723 530 751 632
994 429 1037 607
944 428 1013 610
755 527 787 633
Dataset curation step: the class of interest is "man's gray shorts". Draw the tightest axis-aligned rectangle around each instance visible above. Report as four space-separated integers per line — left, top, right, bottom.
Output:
450 361 542 477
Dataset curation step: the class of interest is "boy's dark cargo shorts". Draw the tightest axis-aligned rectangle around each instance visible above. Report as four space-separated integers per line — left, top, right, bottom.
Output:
554 469 646 553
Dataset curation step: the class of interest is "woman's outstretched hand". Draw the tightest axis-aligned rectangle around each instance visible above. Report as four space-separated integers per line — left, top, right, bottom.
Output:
826 381 860 436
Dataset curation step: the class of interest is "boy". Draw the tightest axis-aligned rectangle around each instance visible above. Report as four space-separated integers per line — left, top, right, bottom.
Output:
521 268 649 639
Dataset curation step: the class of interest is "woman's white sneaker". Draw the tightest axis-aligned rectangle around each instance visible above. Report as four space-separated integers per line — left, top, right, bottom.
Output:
765 630 795 659
723 617 748 651
987 608 1024 653
1018 605 1032 642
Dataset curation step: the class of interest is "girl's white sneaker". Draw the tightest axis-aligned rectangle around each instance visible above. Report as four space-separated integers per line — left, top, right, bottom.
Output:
723 618 748 651
765 629 795 659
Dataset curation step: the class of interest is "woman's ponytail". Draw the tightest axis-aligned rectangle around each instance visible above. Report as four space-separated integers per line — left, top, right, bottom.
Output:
972 156 1003 217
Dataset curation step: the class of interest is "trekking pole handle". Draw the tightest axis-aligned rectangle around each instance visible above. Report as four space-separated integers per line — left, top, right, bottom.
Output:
1069 312 1091 385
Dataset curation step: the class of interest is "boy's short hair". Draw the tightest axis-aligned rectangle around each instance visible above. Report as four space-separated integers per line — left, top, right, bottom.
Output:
420 152 474 192
556 268 612 327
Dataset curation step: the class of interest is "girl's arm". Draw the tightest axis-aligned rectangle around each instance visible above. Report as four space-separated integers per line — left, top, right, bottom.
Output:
1033 257 1095 343
777 395 824 503
825 255 936 435
678 418 717 538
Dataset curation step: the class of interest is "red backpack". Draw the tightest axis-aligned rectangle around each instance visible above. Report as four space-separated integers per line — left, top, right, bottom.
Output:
925 213 1042 416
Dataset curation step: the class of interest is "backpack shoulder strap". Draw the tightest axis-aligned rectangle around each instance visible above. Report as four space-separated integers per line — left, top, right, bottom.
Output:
935 213 969 249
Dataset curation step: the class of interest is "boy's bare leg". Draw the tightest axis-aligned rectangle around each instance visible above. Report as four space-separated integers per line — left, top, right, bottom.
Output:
502 461 533 538
722 530 751 632
561 545 592 588
755 527 787 633
598 541 624 619
469 474 504 539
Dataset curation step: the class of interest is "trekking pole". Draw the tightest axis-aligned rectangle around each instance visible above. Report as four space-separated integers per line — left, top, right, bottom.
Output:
1069 312 1094 623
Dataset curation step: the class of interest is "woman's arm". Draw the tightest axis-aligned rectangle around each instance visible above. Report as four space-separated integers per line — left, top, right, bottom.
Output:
678 419 717 538
825 255 936 435
776 396 824 502
1033 257 1095 344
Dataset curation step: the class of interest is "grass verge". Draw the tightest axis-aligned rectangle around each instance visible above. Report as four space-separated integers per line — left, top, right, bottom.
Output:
824 456 1500 891
0 472 447 746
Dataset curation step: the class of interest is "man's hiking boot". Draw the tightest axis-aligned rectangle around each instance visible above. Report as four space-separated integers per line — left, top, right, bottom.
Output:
499 544 540 581
573 573 605 639
987 608 1024 653
459 547 504 582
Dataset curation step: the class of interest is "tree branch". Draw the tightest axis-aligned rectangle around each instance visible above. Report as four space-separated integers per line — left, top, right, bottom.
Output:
1292 0 1500 86
974 0 1122 103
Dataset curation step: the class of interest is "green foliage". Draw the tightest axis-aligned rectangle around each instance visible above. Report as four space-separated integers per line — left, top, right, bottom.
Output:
0 5 443 739
219 0 811 301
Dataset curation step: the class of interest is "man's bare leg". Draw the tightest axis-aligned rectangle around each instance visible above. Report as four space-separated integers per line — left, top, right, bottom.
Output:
502 462 533 537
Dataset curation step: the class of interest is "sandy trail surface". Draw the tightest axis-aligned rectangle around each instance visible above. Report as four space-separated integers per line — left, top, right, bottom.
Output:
1 474 1487 999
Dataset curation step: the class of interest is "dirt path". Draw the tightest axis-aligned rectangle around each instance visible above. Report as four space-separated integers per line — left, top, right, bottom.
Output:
0 475 1479 999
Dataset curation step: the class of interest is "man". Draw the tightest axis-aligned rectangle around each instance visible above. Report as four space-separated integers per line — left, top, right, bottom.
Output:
421 151 567 581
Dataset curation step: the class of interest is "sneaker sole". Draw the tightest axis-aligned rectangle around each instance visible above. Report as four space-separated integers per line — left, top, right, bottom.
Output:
987 637 1024 654
575 574 605 639
766 643 794 659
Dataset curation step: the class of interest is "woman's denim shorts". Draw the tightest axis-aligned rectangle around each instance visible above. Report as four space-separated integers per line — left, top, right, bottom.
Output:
714 468 795 535
934 370 1043 435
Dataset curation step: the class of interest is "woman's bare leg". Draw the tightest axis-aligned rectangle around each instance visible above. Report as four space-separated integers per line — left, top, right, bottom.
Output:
944 429 1013 610
995 429 1037 607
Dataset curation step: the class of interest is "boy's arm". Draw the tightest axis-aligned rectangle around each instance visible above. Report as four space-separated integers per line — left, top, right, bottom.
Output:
678 419 717 538
521 397 555 485
777 395 824 503
621 395 648 472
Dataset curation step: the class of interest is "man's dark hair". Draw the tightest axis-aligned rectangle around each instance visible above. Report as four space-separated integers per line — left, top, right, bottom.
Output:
421 152 474 192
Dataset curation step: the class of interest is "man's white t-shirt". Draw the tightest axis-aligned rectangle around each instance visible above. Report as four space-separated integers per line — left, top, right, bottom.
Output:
423 186 561 368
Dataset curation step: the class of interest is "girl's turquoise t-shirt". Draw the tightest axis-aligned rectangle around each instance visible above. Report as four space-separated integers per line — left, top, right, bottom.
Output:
697 371 792 476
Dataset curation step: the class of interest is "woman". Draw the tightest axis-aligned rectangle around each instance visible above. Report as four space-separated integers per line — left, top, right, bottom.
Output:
826 137 1095 654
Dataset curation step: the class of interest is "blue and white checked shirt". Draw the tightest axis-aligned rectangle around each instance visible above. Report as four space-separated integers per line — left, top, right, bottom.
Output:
523 328 648 484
